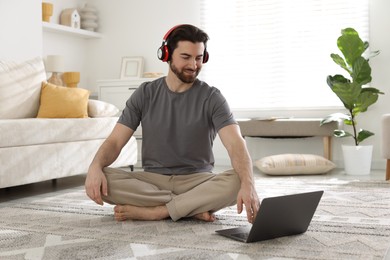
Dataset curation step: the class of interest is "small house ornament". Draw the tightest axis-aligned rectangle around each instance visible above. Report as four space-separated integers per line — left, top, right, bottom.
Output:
60 9 81 29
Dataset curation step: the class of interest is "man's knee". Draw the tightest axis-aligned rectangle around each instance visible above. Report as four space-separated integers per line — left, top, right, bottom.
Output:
102 167 126 178
222 169 241 188
218 169 241 202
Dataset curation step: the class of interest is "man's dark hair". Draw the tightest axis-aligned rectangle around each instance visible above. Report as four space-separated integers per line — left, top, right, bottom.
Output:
166 24 209 61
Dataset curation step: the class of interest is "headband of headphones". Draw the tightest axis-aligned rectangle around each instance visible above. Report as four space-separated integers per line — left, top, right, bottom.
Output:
157 24 209 63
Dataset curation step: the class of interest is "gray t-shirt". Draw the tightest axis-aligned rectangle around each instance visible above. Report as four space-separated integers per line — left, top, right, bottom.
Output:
118 77 236 175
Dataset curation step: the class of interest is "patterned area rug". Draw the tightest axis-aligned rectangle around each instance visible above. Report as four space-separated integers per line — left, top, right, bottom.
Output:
0 176 389 260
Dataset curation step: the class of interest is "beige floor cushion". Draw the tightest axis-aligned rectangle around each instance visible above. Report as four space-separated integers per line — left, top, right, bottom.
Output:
255 153 336 175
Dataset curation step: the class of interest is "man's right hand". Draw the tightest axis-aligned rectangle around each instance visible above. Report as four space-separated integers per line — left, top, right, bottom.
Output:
84 123 133 205
85 167 108 205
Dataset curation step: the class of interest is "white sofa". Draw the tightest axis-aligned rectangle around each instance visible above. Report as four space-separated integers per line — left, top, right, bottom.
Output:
0 57 137 189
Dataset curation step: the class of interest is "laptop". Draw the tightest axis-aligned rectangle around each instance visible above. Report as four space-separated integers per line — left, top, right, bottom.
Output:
215 190 323 243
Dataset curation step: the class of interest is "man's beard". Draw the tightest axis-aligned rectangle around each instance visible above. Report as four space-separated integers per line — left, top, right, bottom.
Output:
170 63 200 83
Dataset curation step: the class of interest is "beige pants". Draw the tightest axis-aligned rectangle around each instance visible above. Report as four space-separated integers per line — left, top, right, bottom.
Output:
102 167 241 221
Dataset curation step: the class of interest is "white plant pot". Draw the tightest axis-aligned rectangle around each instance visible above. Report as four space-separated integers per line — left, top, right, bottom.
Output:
342 145 373 175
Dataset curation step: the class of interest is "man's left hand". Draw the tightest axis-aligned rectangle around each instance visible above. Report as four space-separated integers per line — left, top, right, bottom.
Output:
236 184 260 223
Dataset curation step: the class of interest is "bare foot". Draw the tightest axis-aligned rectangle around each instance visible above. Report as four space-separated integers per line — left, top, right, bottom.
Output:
114 205 169 221
193 212 216 222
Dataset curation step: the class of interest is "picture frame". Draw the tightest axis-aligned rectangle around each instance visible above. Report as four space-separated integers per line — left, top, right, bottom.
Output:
120 56 144 79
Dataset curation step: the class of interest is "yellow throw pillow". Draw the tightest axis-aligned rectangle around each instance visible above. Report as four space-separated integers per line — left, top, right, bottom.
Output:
37 82 90 118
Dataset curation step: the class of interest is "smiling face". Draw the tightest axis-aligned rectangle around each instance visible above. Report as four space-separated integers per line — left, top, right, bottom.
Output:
169 41 205 83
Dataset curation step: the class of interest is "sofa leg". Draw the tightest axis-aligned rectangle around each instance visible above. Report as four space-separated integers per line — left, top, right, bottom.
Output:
386 159 390 181
52 179 57 186
129 165 134 172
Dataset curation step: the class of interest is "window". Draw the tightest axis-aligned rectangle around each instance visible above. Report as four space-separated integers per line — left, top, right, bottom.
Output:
200 0 369 111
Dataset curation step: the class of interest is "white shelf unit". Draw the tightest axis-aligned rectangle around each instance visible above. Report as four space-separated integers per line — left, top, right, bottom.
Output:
97 78 151 112
42 22 102 39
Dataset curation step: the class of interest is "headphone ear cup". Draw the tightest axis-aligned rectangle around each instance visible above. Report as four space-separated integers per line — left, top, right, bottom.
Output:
162 45 169 62
203 50 209 63
157 44 169 62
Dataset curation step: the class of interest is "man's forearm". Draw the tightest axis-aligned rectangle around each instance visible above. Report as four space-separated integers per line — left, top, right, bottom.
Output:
229 139 255 186
218 124 255 186
89 139 121 170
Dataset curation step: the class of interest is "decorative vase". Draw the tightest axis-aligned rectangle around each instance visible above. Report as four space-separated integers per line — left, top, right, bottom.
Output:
79 4 98 31
342 145 373 175
47 72 63 86
42 2 53 22
62 72 80 88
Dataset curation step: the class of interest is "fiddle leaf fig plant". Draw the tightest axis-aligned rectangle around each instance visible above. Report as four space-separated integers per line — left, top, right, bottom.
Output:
321 28 384 146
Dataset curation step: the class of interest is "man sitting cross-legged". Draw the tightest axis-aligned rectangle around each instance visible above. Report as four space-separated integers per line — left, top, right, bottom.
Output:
85 24 259 223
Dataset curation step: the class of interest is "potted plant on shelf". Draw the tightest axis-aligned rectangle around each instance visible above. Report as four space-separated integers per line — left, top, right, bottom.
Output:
320 27 384 175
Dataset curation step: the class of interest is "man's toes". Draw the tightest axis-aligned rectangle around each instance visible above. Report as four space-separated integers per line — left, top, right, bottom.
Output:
114 211 125 221
114 205 127 221
114 205 123 213
194 212 216 222
206 213 216 222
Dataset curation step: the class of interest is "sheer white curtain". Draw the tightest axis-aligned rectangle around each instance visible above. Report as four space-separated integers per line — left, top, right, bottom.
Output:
199 0 369 110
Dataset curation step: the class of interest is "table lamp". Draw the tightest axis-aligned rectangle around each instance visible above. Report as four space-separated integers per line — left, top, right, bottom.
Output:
45 55 64 86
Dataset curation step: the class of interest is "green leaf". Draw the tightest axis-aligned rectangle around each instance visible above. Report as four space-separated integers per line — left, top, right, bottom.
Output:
327 74 349 88
331 53 349 73
338 28 365 67
334 129 353 138
368 50 380 59
357 129 374 145
343 118 354 125
361 87 384 95
320 113 350 126
354 90 379 113
330 81 361 110
363 41 369 52
351 57 372 85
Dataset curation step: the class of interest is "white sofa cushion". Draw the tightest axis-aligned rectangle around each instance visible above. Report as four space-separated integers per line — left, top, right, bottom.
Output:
0 57 46 119
0 117 121 148
88 99 119 117
0 137 137 189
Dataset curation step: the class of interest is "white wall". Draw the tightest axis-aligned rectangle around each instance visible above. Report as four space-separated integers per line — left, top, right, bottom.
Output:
353 0 390 170
0 0 42 61
0 0 94 87
86 0 201 91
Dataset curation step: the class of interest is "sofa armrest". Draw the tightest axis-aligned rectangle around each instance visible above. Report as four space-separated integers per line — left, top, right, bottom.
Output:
382 114 390 159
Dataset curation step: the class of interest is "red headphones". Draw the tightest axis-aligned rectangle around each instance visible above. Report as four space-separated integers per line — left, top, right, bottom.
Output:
157 24 209 63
